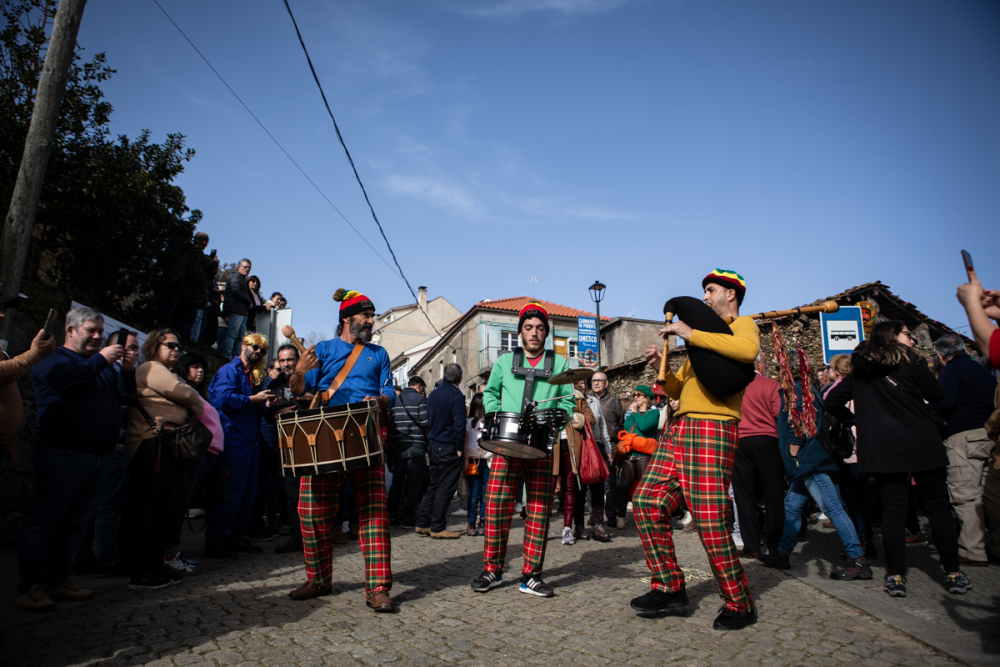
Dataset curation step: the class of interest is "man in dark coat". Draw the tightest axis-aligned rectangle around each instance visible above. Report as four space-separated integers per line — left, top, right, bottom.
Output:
219 258 253 358
416 364 466 539
388 376 429 527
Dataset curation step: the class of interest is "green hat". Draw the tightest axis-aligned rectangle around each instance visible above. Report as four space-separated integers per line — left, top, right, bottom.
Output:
635 385 654 400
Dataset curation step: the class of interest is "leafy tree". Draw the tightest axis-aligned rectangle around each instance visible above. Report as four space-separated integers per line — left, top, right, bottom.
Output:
0 0 209 330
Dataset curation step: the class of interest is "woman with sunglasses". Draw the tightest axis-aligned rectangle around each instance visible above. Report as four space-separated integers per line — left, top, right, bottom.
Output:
826 321 970 598
615 385 660 529
124 329 204 591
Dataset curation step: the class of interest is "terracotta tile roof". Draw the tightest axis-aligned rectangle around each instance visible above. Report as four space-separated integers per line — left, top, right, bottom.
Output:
475 296 610 321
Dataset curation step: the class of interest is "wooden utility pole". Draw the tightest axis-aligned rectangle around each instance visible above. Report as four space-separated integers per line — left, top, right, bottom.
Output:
0 0 87 329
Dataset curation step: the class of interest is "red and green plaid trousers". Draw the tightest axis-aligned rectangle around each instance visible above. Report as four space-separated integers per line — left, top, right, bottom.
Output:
298 463 391 597
633 416 753 612
483 454 555 577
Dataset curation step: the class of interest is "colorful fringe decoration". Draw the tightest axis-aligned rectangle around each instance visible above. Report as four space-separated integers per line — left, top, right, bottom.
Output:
771 323 817 439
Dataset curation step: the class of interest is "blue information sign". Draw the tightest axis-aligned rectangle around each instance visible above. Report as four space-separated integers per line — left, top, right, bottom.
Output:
577 316 599 368
819 306 865 364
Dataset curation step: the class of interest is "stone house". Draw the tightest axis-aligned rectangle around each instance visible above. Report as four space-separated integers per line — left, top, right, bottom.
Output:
372 287 461 362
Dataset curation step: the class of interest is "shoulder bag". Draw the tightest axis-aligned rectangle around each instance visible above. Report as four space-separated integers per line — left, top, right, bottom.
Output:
135 401 214 467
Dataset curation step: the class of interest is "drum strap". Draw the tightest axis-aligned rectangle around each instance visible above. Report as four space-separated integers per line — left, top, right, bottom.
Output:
511 347 554 412
320 343 366 405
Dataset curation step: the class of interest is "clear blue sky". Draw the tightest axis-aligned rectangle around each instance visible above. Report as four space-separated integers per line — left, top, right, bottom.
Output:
74 1 999 340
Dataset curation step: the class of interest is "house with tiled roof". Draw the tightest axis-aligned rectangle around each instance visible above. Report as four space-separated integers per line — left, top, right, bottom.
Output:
407 296 610 394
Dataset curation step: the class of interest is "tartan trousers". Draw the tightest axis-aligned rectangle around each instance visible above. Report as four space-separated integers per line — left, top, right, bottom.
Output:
633 416 753 613
298 463 391 597
483 454 555 577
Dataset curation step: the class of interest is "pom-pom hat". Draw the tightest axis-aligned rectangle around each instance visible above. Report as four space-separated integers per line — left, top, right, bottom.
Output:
702 269 746 306
333 288 375 319
518 301 549 335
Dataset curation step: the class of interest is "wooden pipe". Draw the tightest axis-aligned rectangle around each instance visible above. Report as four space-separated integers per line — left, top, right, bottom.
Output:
281 325 307 355
747 301 839 321
656 312 674 386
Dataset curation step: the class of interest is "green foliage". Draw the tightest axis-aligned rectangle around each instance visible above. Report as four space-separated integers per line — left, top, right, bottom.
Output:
0 0 209 330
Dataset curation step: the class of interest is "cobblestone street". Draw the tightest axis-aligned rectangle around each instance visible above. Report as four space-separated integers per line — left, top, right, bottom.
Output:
2 507 997 667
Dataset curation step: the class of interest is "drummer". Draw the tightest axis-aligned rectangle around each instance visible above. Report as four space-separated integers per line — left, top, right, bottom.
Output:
472 302 579 597
288 288 397 612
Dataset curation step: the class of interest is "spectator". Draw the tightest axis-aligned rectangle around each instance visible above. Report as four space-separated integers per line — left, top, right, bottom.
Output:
249 354 292 543
732 352 783 559
267 343 309 554
929 334 997 567
266 292 287 309
205 332 274 559
827 321 970 598
245 275 270 334
558 380 597 545
580 377 611 541
17 307 134 612
617 385 658 529
416 363 466 539
71 329 140 578
387 376 429 528
219 259 253 358
956 272 1000 369
0 289 55 472
189 233 219 344
758 350 871 581
464 392 490 536
124 329 205 590
590 371 624 529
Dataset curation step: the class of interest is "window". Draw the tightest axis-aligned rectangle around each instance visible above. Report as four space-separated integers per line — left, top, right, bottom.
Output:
500 331 519 350
568 340 578 358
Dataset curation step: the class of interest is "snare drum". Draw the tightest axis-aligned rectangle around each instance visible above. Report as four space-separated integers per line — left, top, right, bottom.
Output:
277 400 384 477
480 408 568 460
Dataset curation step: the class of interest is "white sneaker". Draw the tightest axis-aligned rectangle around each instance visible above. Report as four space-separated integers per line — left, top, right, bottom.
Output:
681 511 693 527
514 502 523 514
818 513 828 521
561 526 575 545
452 508 468 516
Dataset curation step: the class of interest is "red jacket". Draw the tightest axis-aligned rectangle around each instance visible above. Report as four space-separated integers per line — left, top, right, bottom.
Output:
738 372 780 439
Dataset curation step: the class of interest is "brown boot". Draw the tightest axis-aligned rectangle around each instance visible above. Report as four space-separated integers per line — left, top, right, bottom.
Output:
592 523 611 543
47 580 95 602
366 590 396 613
289 581 332 600
415 526 431 537
430 529 462 539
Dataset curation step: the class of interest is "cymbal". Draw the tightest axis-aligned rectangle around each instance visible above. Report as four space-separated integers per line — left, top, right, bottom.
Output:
548 367 595 385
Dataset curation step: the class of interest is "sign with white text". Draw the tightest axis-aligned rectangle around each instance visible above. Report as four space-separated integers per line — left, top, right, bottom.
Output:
577 316 599 368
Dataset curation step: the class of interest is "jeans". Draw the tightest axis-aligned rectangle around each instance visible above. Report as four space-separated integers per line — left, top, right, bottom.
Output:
839 462 873 543
874 468 959 576
221 313 247 359
778 473 862 560
73 444 130 566
387 449 426 524
17 446 114 594
416 444 464 533
468 462 490 525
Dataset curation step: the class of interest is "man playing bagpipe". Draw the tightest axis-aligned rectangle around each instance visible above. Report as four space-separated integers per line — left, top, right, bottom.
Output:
636 269 761 630
288 289 397 612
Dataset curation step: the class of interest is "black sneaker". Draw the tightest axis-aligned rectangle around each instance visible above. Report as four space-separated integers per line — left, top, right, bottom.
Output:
519 574 554 598
127 573 173 591
712 605 758 631
884 574 906 598
471 570 503 593
758 551 790 570
945 572 971 595
630 588 689 614
831 557 873 581
157 566 184 585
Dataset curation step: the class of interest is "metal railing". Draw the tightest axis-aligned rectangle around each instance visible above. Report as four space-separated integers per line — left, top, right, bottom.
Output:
478 346 514 371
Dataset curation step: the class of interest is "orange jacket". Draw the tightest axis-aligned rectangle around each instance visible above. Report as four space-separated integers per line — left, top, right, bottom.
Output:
614 430 658 459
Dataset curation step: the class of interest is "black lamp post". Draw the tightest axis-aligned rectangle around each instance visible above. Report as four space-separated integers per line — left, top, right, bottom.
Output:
589 280 606 368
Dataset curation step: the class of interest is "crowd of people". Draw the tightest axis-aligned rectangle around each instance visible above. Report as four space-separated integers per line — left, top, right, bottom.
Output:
1 263 997 630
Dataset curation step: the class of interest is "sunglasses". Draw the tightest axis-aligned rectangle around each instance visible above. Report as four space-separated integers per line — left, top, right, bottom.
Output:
251 345 267 352
162 342 182 351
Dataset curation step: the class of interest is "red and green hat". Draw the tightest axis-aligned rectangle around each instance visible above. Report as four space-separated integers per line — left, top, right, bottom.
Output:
702 269 746 306
333 288 375 319
518 301 549 334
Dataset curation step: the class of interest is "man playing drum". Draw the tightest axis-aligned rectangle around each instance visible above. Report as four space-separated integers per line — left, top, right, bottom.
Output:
636 269 761 630
472 302 578 597
288 289 396 612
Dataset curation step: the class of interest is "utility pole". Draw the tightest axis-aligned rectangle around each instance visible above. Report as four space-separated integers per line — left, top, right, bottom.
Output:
0 0 87 333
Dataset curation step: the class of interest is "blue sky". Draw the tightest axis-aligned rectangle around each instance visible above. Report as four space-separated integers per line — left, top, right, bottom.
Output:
75 1 999 340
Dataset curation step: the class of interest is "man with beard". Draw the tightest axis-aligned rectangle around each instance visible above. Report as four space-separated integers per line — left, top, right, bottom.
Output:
287 289 397 612
205 333 275 559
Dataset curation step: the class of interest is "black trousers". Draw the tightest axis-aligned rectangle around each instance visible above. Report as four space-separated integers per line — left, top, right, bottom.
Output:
388 450 427 524
416 444 464 533
124 439 191 577
874 468 960 576
732 435 786 555
282 476 302 543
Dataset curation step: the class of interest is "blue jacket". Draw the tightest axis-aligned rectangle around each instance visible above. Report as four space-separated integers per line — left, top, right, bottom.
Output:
427 382 467 454
777 381 836 480
208 356 260 449
32 347 134 453
302 337 395 408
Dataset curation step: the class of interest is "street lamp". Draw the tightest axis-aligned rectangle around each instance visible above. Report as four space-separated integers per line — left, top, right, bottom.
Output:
589 280 606 368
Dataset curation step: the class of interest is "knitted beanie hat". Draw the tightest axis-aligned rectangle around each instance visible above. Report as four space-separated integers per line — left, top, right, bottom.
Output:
333 289 375 319
518 301 549 335
702 269 746 306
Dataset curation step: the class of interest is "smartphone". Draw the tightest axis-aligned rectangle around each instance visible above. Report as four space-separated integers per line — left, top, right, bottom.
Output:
41 309 58 340
117 328 131 349
210 249 217 257
961 249 974 280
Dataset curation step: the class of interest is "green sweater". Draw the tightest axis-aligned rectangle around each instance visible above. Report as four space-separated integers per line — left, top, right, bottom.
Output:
483 351 575 420
625 409 660 438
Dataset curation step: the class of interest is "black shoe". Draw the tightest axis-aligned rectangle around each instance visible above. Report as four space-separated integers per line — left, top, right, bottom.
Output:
157 566 185 585
203 541 240 560
630 588 689 614
712 605 757 631
758 551 790 570
831 557 873 581
274 539 303 554
127 573 173 591
471 570 503 593
519 574 554 597
228 539 263 553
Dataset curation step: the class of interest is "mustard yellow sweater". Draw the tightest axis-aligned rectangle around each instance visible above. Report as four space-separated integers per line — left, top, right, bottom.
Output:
662 316 760 422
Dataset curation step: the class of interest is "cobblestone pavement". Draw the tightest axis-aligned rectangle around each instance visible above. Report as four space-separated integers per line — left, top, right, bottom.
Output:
1 507 993 667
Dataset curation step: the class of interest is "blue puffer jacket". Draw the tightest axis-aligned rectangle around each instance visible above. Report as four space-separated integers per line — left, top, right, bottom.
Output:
777 380 837 481
208 356 260 448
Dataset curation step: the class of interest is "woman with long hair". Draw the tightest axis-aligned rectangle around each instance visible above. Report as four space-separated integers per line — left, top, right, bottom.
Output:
245 276 269 333
826 321 970 598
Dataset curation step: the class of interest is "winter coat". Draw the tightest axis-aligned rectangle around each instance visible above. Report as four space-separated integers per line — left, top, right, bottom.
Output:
777 381 836 480
126 361 205 463
208 356 261 450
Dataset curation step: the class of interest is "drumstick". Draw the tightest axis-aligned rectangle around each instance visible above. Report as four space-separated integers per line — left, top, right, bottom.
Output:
656 312 674 386
281 325 308 355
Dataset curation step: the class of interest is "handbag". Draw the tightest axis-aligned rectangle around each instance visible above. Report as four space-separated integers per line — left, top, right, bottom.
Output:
579 421 609 485
816 406 856 460
464 457 481 476
134 401 214 467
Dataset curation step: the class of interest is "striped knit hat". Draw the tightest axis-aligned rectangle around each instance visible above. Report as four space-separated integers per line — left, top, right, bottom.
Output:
518 301 549 335
333 289 375 318
702 269 746 306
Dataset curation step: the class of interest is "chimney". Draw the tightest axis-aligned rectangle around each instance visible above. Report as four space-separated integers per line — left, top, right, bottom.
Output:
418 286 427 311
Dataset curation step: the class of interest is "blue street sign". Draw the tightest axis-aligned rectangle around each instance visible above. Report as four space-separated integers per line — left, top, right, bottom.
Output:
820 306 865 364
577 316 599 368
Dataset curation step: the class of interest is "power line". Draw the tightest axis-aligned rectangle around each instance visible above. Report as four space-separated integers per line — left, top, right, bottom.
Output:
149 0 401 278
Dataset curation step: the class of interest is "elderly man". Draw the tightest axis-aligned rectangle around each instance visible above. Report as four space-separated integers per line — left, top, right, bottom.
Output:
16 307 135 613
590 370 624 528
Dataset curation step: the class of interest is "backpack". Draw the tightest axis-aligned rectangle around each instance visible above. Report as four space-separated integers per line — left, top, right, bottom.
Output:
816 406 855 460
